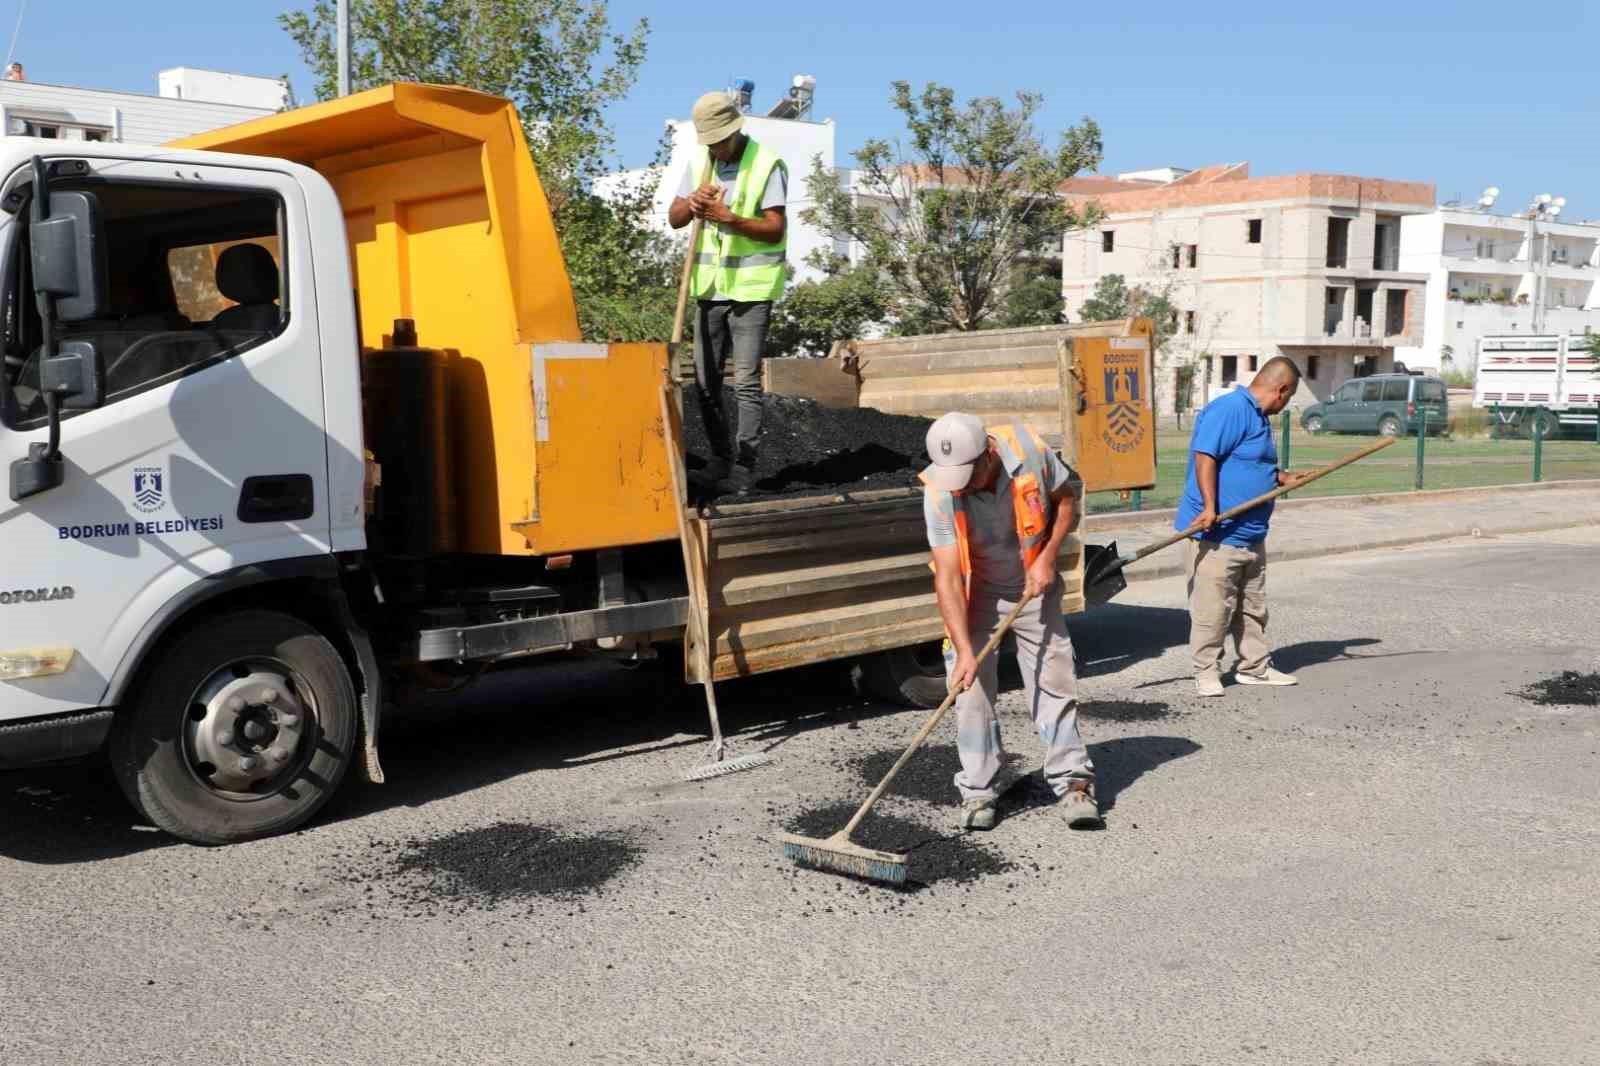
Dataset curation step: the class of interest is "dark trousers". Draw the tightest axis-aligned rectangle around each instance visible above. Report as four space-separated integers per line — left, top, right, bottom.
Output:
694 299 771 461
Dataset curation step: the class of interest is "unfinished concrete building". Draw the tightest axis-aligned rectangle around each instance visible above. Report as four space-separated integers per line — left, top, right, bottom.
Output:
1061 164 1437 413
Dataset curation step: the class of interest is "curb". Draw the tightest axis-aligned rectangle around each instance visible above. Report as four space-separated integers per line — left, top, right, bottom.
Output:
1082 477 1600 534
1114 513 1599 585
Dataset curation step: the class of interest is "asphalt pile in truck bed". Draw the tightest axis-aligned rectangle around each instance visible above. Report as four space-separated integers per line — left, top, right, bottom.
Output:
682 387 934 503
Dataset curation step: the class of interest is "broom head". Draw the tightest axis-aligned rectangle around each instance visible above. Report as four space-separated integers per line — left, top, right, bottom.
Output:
781 830 908 886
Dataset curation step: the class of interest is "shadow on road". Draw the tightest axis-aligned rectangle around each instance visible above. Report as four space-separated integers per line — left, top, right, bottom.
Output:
0 656 909 864
0 763 177 865
997 734 1202 819
1069 602 1191 679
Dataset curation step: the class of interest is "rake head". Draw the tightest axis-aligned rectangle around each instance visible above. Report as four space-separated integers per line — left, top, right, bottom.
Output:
781 830 908 886
683 748 773 782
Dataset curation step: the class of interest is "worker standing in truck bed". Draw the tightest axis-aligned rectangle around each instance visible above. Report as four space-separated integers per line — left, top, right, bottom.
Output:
668 90 788 496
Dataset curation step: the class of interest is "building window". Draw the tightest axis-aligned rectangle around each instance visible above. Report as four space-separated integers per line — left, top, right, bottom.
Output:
1247 355 1259 372
1307 355 1320 380
1327 217 1351 268
1220 355 1238 385
1184 310 1196 334
1247 219 1262 244
1101 231 1114 252
1171 244 1181 269
1185 244 1198 268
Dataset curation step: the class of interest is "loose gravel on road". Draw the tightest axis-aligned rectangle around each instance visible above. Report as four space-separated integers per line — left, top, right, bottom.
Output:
1517 670 1600 706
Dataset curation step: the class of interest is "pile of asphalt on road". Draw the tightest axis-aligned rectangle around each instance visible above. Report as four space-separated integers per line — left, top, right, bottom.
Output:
1518 671 1600 707
682 387 933 503
369 822 643 917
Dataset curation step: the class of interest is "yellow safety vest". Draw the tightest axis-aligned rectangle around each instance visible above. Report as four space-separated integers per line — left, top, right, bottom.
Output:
691 138 787 303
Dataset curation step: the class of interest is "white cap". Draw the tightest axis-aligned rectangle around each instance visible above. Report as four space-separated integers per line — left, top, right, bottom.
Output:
922 412 988 492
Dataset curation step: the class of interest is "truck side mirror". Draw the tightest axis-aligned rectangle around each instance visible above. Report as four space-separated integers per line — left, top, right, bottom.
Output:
40 339 104 409
31 189 107 322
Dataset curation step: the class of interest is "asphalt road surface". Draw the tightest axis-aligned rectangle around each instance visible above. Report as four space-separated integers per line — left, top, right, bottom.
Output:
3 528 1597 1066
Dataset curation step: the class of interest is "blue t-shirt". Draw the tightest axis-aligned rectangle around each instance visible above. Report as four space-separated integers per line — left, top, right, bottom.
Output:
1175 386 1278 546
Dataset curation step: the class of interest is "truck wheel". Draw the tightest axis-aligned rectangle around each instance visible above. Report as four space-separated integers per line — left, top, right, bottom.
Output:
1378 415 1402 438
1303 414 1325 435
109 611 358 845
1529 409 1561 440
859 642 949 708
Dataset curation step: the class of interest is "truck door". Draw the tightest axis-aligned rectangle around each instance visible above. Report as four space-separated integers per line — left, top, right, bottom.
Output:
0 158 332 719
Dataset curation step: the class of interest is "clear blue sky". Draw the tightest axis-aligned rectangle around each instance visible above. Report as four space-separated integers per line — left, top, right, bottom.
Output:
13 0 1600 218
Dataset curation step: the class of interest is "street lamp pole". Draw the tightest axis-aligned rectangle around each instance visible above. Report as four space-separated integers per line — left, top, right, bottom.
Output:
337 0 351 97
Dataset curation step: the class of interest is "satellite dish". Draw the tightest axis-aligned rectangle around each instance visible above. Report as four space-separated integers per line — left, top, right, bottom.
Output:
1548 206 1562 217
1484 186 1500 198
1538 193 1554 205
1477 196 1494 208
1553 196 1567 207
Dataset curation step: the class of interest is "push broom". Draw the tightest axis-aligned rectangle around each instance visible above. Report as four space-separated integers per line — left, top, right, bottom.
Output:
781 593 1032 885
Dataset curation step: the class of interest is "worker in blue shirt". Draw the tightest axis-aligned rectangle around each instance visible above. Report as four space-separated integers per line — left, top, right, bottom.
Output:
1175 356 1309 697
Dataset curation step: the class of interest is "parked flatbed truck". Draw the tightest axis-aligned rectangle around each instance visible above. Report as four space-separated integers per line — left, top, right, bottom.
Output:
0 85 1155 843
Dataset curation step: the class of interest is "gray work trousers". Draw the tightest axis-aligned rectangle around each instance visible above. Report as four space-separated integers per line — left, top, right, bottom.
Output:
944 581 1093 802
694 299 771 459
1185 538 1272 679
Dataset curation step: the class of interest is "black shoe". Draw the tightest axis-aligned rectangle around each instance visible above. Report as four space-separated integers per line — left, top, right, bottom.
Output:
715 446 758 497
715 464 755 497
687 455 730 492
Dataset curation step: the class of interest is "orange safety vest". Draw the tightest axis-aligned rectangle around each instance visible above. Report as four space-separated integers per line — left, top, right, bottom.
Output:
920 421 1055 600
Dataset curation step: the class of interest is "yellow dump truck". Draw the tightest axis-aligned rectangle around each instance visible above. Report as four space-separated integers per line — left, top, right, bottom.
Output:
0 85 1156 843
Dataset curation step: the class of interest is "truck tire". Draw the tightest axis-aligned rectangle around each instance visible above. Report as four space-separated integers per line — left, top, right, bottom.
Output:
859 642 950 709
1378 415 1402 438
1303 414 1325 435
109 610 358 845
1529 409 1561 440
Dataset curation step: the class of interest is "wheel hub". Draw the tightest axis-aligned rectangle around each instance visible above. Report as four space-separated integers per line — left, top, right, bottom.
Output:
187 669 308 793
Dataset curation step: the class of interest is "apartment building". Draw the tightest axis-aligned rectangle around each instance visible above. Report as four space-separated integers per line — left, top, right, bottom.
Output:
1397 206 1600 372
1062 164 1437 412
0 66 285 145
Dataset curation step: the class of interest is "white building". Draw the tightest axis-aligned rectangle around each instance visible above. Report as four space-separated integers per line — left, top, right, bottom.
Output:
1061 164 1437 413
1397 203 1600 372
594 76 839 287
0 66 285 145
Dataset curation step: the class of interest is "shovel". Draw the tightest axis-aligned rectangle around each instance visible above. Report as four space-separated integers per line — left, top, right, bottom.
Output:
1086 436 1397 587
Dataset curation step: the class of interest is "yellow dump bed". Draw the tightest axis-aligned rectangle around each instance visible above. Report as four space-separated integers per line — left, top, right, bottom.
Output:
172 84 676 556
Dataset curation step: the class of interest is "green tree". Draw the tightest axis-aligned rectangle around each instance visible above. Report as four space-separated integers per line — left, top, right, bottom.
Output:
803 81 1102 334
994 257 1063 328
1076 273 1129 322
768 265 890 357
280 0 671 340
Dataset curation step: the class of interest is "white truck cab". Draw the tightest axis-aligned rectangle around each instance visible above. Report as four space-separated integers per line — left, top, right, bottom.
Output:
0 140 374 841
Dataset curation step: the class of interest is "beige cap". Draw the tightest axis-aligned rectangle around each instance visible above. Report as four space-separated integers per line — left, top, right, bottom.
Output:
691 91 744 146
922 412 989 492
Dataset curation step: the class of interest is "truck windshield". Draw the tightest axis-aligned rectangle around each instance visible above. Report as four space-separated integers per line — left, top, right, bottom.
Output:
3 179 285 429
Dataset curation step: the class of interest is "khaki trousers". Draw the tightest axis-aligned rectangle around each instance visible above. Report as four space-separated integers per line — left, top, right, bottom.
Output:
1185 538 1272 679
943 582 1093 802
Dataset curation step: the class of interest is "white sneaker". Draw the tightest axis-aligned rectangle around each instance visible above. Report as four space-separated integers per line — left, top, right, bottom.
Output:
1195 673 1225 698
1236 667 1298 687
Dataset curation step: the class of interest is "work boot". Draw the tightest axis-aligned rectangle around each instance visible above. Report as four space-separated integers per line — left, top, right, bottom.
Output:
716 444 758 497
687 454 730 492
1195 672 1225 698
955 798 997 831
1235 666 1298 687
1060 780 1103 829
